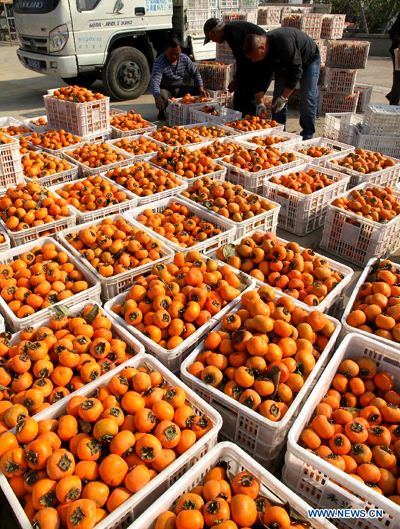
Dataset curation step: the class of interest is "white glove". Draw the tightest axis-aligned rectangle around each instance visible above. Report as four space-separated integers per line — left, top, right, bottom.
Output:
256 104 267 117
272 96 288 113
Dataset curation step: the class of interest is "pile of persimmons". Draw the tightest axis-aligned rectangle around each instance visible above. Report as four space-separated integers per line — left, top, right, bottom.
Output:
300 354 400 504
0 241 91 320
110 251 243 350
332 186 400 223
155 464 301 528
0 361 214 528
346 259 400 342
0 304 131 427
187 286 334 421
0 183 70 233
216 232 344 307
63 217 164 278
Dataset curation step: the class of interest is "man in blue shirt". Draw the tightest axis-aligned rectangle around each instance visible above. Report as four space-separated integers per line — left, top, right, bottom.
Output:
151 34 206 120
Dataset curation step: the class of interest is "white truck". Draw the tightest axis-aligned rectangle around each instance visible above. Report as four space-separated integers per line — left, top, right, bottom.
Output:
13 0 216 99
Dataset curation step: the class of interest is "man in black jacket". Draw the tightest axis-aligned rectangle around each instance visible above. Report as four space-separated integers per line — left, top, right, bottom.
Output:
387 13 400 105
243 27 321 139
203 18 267 116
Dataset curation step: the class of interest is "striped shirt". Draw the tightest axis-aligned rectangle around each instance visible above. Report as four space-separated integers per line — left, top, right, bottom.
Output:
150 52 203 98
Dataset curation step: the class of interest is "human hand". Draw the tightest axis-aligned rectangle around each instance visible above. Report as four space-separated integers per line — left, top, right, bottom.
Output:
256 103 267 118
155 96 165 110
228 78 239 92
199 87 209 97
272 96 288 113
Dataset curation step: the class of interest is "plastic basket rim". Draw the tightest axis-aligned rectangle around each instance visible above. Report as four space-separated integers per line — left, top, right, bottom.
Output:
181 121 241 139
286 332 400 518
263 162 351 200
57 213 175 286
179 180 281 229
21 149 80 182
62 140 135 173
0 237 101 327
50 174 139 221
130 441 334 529
0 116 33 138
326 181 400 229
181 300 341 431
106 134 160 159
209 230 354 312
0 353 222 529
124 195 237 253
290 136 355 162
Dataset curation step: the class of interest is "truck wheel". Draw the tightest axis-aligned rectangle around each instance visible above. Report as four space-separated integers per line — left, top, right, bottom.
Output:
61 74 97 88
101 46 150 101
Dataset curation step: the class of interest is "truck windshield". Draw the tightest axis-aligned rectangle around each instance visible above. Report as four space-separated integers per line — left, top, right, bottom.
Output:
13 0 61 14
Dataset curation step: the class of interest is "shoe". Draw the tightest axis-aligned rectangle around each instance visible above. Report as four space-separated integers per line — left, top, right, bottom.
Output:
157 109 166 120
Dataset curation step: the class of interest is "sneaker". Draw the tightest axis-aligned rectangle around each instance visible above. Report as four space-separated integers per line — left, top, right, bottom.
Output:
157 109 166 120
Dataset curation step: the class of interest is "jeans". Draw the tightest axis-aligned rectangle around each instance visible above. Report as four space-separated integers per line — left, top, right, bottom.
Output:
272 57 321 140
387 53 400 105
159 85 199 106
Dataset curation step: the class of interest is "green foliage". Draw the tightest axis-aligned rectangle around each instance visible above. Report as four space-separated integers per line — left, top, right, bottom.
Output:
331 0 400 33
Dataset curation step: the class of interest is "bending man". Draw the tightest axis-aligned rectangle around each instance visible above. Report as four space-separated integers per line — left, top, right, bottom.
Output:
243 27 320 139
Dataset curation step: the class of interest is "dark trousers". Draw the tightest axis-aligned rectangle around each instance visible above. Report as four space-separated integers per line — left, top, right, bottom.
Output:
388 54 400 105
233 78 256 117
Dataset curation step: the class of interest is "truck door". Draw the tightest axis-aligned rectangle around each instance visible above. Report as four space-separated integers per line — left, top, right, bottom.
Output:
68 0 148 68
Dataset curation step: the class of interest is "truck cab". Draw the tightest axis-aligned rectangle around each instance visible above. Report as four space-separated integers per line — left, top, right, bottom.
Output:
13 0 174 99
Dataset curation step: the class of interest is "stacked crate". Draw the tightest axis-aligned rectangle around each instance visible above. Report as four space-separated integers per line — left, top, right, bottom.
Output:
353 105 400 158
317 40 371 115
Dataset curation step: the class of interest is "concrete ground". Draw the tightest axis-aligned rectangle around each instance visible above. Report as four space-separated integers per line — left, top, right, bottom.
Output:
0 43 398 303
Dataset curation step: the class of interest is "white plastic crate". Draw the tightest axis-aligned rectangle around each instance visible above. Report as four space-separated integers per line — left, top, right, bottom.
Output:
318 92 359 116
235 128 302 150
44 91 110 137
107 134 159 162
353 130 400 160
219 0 238 8
263 163 351 236
110 114 157 139
0 237 101 332
195 60 235 90
168 97 216 126
257 5 282 25
0 313 4 334
125 196 237 255
216 41 235 63
1 354 222 529
181 301 341 467
187 0 208 7
222 121 285 136
320 182 400 266
210 231 353 313
184 121 240 139
22 151 79 187
186 9 210 33
221 151 302 194
180 180 281 238
326 40 370 69
0 228 10 254
103 160 188 205
104 262 254 373
284 333 400 529
321 14 345 39
131 442 335 529
58 213 174 300
362 104 400 138
0 117 32 138
323 67 357 94
23 115 50 134
0 134 24 192
292 137 355 165
205 89 234 108
327 150 400 188
62 140 135 177
189 104 242 125
282 13 323 39
324 112 363 144
0 206 77 248
221 9 258 23
355 84 373 112
341 258 400 352
51 175 139 224
144 131 211 151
